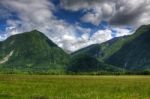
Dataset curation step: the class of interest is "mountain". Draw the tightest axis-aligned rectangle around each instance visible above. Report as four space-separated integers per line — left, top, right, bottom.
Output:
72 25 150 71
67 54 123 73
0 30 70 73
1 25 150 74
72 34 128 60
106 25 150 70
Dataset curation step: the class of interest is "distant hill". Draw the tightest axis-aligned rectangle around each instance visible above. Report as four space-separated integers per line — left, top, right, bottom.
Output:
0 30 70 73
72 25 150 71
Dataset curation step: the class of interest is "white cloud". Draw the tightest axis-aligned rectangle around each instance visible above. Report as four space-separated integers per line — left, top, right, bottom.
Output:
81 11 102 26
0 0 134 52
0 34 7 41
113 28 132 37
90 29 112 43
0 0 88 52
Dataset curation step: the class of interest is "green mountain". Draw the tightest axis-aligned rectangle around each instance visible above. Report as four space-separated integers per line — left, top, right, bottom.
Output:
0 30 70 73
72 25 150 71
106 25 150 70
0 25 150 74
67 54 123 73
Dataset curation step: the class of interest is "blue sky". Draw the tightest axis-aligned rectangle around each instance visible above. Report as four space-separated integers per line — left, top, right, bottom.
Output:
0 0 149 52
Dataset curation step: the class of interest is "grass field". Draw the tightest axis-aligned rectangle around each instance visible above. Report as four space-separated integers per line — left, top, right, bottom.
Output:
0 75 150 99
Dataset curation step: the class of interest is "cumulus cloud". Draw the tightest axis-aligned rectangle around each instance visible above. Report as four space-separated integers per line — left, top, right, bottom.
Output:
81 11 102 26
61 0 150 27
0 0 55 34
0 34 7 41
0 0 92 52
0 0 143 52
90 29 112 43
112 28 132 37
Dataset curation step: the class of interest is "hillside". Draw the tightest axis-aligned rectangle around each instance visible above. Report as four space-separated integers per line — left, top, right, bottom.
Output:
68 54 123 73
106 25 150 70
72 25 150 70
0 30 70 73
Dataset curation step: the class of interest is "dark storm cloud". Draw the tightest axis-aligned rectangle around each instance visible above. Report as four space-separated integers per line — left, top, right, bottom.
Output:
60 0 150 27
109 0 150 26
60 0 116 11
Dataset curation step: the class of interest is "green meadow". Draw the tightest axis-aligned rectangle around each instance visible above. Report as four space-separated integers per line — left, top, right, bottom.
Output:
0 75 150 99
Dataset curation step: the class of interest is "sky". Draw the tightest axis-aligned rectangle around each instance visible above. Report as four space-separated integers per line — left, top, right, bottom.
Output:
0 0 150 52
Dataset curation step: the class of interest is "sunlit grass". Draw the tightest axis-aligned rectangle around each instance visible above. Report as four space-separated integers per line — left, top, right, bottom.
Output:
0 75 150 99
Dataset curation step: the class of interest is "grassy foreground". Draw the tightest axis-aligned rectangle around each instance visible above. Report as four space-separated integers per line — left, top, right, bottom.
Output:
0 75 150 99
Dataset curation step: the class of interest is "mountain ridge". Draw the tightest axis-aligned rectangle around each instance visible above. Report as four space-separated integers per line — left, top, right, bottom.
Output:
72 25 150 71
0 30 70 73
0 25 150 74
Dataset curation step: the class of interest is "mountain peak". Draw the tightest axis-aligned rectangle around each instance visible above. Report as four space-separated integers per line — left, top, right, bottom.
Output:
29 30 43 35
23 30 44 35
31 29 40 32
0 30 70 72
